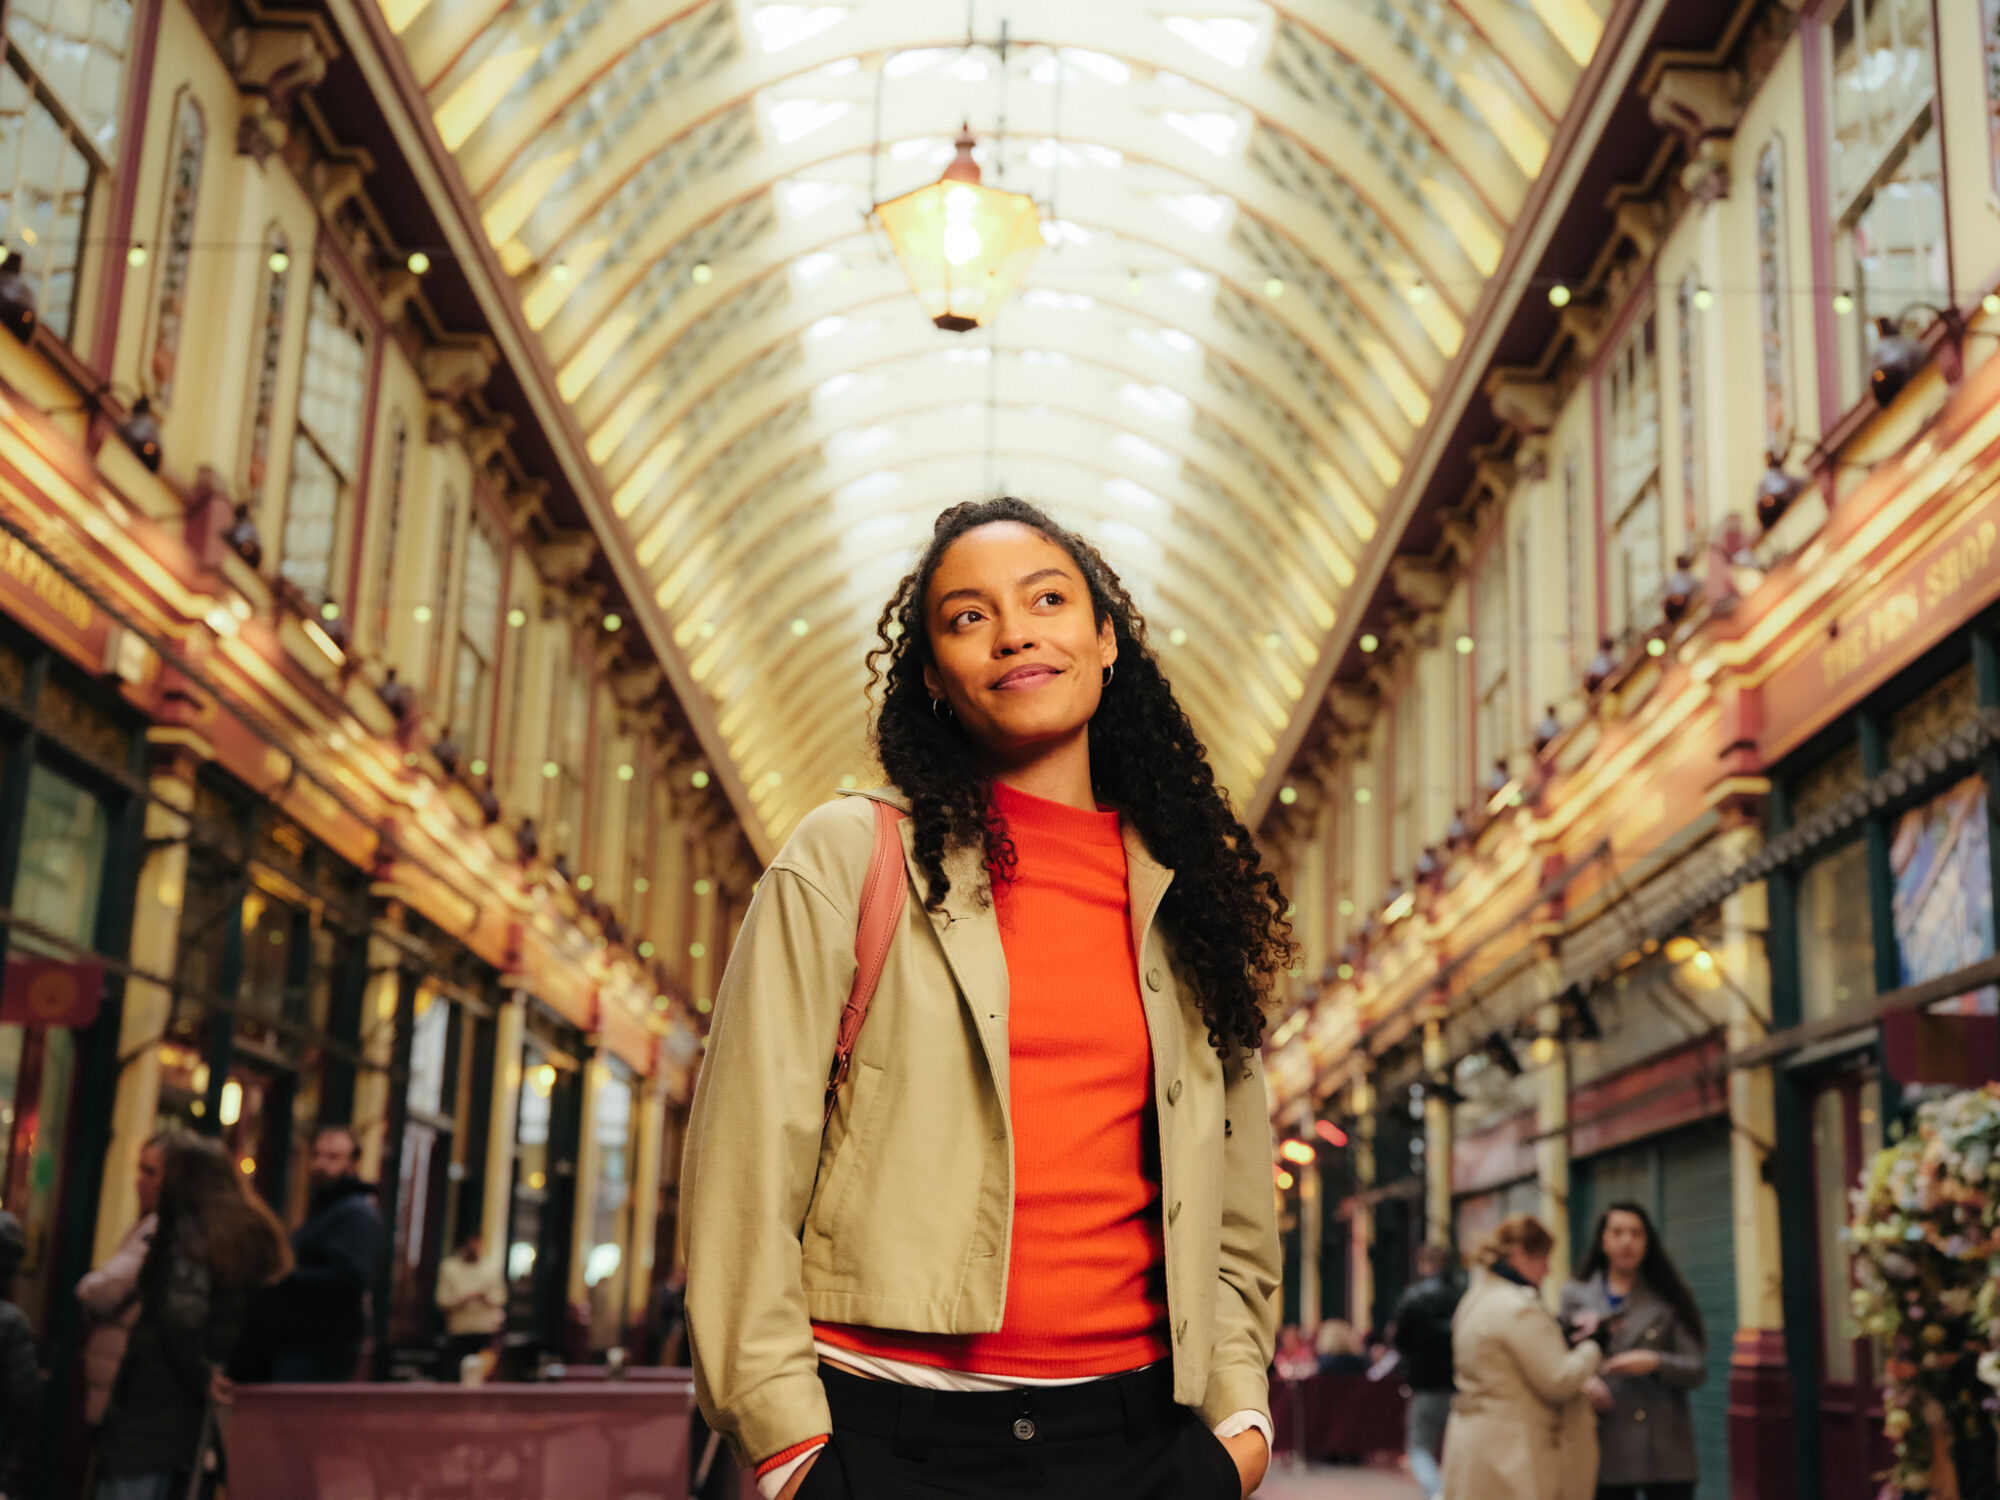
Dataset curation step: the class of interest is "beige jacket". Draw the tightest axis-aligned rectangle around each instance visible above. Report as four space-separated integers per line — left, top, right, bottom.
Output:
77 1212 153 1425
1441 1269 1603 1500
681 789 1281 1464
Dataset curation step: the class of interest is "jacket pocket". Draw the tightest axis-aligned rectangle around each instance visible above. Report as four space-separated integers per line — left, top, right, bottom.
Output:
809 1060 883 1247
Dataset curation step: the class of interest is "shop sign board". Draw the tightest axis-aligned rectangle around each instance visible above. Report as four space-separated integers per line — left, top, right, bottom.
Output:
0 958 105 1028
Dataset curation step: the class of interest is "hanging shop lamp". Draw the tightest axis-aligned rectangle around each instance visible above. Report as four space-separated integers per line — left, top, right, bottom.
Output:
876 124 1043 333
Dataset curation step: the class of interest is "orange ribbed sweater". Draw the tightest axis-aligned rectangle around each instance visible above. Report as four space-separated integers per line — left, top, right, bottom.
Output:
815 779 1171 1376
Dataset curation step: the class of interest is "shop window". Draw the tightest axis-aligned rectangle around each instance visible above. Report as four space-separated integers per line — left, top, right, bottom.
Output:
371 415 409 655
451 519 503 757
1755 141 1789 459
1885 662 1978 764
0 0 132 340
1888 774 1995 1010
1604 312 1664 646
141 91 204 408
1813 1076 1882 1383
389 990 453 1348
1798 839 1876 1021
510 1048 553 1286
243 227 292 511
281 276 370 613
1474 539 1509 766
585 1066 635 1350
548 667 590 862
1676 269 1706 538
1828 0 1944 404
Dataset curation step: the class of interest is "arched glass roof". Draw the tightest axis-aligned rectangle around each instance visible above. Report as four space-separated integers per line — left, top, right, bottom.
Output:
386 0 1605 842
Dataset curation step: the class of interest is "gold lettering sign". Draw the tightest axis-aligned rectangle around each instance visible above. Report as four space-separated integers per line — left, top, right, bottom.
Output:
0 533 92 632
1822 517 2000 693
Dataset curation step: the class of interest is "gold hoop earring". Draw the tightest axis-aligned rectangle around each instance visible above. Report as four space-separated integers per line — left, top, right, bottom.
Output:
1101 664 1114 687
930 696 953 722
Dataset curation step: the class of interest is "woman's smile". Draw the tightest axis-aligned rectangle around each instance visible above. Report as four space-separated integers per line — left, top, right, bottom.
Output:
992 663 1063 690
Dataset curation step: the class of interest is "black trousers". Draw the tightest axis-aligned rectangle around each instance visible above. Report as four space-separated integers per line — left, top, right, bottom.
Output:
1598 1486 1695 1500
798 1363 1243 1500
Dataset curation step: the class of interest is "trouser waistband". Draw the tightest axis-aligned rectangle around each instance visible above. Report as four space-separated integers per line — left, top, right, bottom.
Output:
818 1361 1177 1459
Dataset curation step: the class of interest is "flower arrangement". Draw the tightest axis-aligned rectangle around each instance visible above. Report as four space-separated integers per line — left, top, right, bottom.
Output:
1850 1082 2000 1498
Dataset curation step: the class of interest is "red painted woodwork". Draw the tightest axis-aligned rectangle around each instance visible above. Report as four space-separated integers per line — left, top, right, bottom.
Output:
1726 1328 1795 1500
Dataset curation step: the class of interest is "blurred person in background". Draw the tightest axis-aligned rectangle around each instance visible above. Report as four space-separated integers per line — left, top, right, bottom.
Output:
1561 1203 1708 1500
252 1124 384 1382
95 1137 290 1500
1390 1243 1462 1500
1312 1320 1368 1377
0 1211 39 1498
80 1137 167 1428
1442 1215 1606 1500
433 1233 506 1381
1274 1324 1318 1382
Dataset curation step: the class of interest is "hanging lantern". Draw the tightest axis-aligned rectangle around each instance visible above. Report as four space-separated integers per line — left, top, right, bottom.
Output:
876 124 1043 333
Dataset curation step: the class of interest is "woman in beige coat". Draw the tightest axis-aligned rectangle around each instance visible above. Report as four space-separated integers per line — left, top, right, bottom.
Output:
1442 1215 1608 1500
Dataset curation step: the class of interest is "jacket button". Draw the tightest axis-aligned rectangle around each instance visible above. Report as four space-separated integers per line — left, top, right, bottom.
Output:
1013 1418 1035 1441
1146 966 1164 991
1168 1079 1183 1104
1169 1199 1182 1224
1634 1409 1647 1423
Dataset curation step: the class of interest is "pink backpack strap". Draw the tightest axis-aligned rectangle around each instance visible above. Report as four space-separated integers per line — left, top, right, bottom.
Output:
824 799 908 1127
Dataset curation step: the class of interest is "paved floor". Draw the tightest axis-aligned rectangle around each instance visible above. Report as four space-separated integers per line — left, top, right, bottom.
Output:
1254 1460 1424 1499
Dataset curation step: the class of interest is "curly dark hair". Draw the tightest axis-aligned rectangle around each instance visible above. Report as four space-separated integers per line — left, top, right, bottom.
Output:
865 497 1296 1058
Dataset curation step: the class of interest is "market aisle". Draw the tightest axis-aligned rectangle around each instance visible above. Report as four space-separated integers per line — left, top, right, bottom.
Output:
1254 1462 1424 1499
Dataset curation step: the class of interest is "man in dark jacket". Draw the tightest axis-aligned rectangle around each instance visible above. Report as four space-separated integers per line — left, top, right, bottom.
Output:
1390 1243 1461 1500
265 1126 386 1382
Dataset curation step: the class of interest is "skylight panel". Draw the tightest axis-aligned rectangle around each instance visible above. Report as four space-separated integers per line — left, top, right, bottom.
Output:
1120 383 1192 424
815 372 858 402
806 314 849 342
792 249 842 284
1129 326 1200 362
782 180 847 218
884 48 946 78
1028 140 1124 171
1171 268 1213 295
1159 193 1233 234
752 5 847 53
944 56 989 82
1023 288 1096 312
943 346 993 364
1163 16 1259 68
833 470 903 506
1161 111 1240 155
1100 518 1163 559
1062 49 1130 85
766 98 850 145
1043 220 1092 247
891 137 950 162
817 56 859 76
826 425 898 462
1020 350 1070 367
1105 477 1170 512
1112 434 1176 471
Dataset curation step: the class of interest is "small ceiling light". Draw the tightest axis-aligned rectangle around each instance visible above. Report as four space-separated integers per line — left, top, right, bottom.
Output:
1455 635 1475 654
1405 281 1428 304
1337 899 1354 916
603 612 622 632
1529 1035 1558 1066
1168 626 1188 646
1354 786 1373 805
1275 1168 1295 1190
695 997 713 1014
267 249 290 274
691 262 714 285
1645 637 1667 658
1664 935 1699 963
542 760 560 778
1984 293 2000 317
689 941 706 959
116 397 163 471
1358 633 1379 653
877 123 1044 332
1278 785 1298 805
1263 276 1285 299
691 769 711 788
413 604 433 624
551 261 571 284
790 617 810 637
1548 283 1571 308
321 601 341 621
1263 632 1283 650
839 773 858 788
1832 291 1855 316
1335 961 1354 979
634 877 650 893
1691 285 1714 311
616 762 634 782
470 758 487 776
126 244 149 268
694 878 713 896
1127 273 1143 294
507 606 527 628
407 251 431 274
639 941 656 958
1279 1138 1316 1166
699 620 717 638
576 874 594 892
1694 949 1715 971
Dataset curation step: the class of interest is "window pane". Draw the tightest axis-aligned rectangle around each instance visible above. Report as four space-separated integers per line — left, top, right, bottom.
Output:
1830 0 1936 215
297 278 368 478
5 0 133 160
0 67 94 340
406 990 448 1116
1611 483 1666 645
1798 839 1876 1022
1851 118 1946 342
1607 314 1660 516
585 1069 633 1350
281 431 340 604
12 763 106 951
1812 1087 1857 1384
459 522 502 653
1889 774 1996 1012
453 640 488 755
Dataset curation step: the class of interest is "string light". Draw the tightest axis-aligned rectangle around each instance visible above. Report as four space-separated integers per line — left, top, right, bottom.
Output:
268 249 290 273
507 607 527 628
691 770 710 788
413 604 432 624
603 612 622 632
1833 291 1855 315
1278 785 1298 805
407 251 431 274
1359 633 1379 652
1454 635 1475 654
1263 277 1285 299
1548 283 1572 308
691 262 714 284
127 245 148 267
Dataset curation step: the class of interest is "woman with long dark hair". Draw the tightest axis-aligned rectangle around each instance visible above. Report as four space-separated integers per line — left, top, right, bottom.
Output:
1559 1202 1709 1500
95 1135 291 1500
683 498 1292 1499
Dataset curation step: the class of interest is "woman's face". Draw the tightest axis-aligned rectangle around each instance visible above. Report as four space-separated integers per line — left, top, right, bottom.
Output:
1507 1246 1551 1288
922 522 1117 764
136 1143 164 1216
1601 1210 1648 1274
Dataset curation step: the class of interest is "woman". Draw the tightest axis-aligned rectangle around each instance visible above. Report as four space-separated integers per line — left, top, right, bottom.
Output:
1313 1321 1368 1377
79 1136 167 1427
1442 1215 1607 1500
96 1136 291 1500
683 499 1292 1500
1560 1203 1708 1500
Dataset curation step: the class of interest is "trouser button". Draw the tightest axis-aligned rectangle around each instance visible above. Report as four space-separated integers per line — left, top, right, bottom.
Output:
1013 1418 1036 1441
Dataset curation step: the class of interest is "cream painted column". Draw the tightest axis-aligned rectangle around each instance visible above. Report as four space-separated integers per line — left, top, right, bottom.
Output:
351 921 404 1183
1349 1077 1375 1329
1722 871 1784 1331
481 992 527 1258
95 741 199 1265
626 1075 667 1327
1422 1019 1453 1249
1535 1025 1571 1313
1297 1155 1321 1336
568 1050 606 1305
